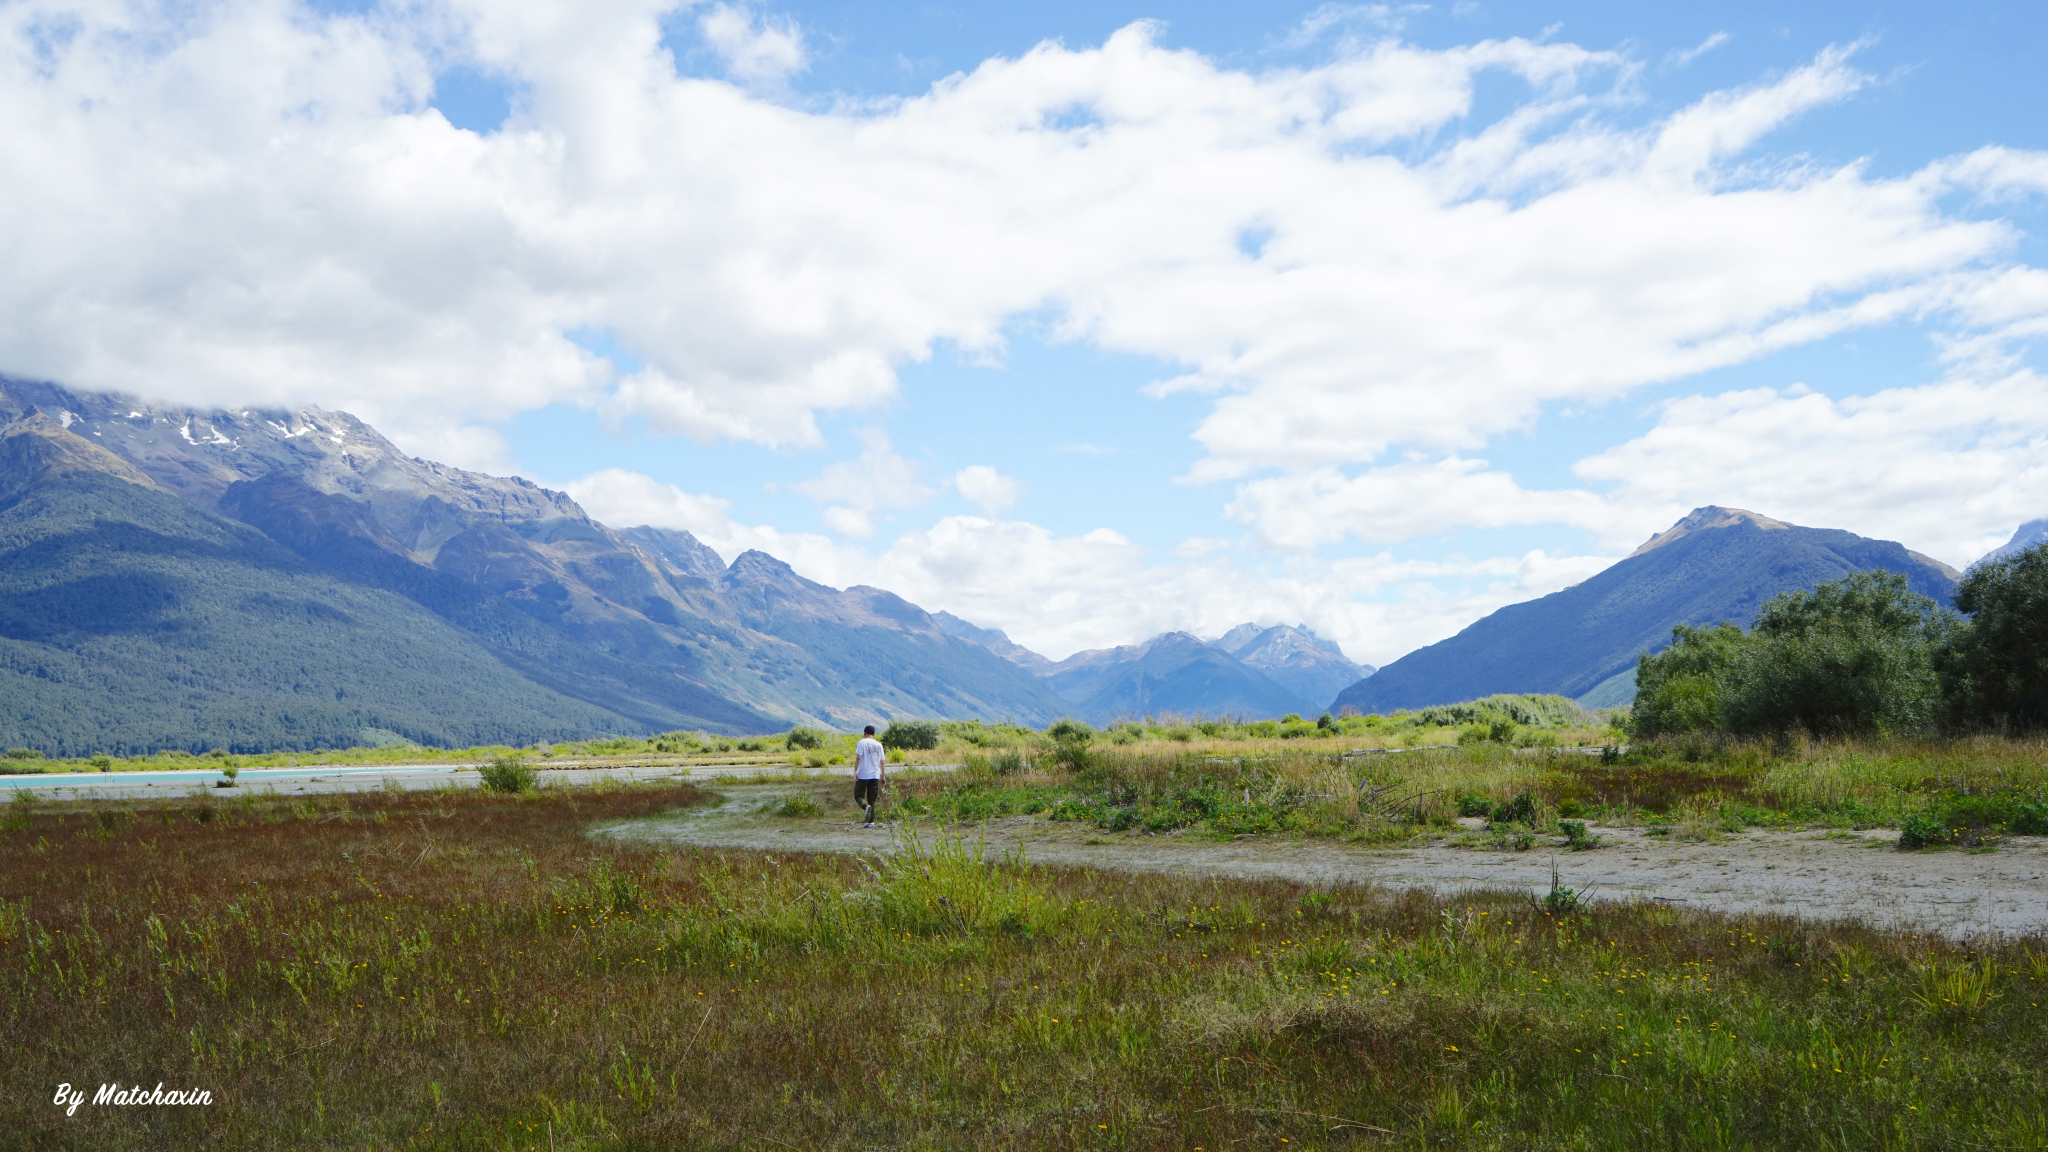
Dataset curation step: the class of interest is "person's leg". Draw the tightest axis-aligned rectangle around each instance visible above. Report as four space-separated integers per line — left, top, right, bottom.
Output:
855 779 877 824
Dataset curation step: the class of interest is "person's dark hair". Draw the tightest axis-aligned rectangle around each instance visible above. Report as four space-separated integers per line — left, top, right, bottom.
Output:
863 725 876 735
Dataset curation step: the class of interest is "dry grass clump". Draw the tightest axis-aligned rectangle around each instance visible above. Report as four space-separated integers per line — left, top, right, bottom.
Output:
6 784 2048 1149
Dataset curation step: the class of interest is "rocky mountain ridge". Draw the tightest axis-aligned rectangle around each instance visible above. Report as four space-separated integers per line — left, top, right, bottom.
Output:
0 377 1071 744
935 615 1371 722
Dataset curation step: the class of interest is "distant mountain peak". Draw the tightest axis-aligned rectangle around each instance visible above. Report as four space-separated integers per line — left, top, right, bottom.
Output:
1627 506 1792 560
1337 512 1961 715
726 549 798 577
1974 518 2048 569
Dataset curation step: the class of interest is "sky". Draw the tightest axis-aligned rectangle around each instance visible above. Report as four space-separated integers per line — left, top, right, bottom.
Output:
2 0 2045 665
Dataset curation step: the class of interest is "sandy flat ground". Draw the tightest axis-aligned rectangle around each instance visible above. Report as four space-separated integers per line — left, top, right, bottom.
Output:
599 783 2048 941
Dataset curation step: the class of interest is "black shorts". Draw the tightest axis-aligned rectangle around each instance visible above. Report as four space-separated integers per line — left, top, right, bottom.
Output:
854 778 880 807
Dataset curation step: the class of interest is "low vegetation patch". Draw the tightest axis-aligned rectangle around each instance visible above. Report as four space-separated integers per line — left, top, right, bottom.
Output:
896 731 2048 853
4 785 2046 1148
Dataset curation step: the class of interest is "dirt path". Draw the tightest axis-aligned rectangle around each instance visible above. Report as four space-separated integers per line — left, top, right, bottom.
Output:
596 782 2048 940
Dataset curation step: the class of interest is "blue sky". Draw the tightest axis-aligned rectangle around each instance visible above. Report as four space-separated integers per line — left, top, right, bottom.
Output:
5 0 2046 662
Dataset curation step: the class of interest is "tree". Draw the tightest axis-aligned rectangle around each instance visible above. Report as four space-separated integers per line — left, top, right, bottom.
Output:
880 719 940 751
1631 571 1952 739
1940 543 2048 732
1631 623 1744 737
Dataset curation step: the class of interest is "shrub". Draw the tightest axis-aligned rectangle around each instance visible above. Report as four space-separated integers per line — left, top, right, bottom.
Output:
1544 879 1582 916
1489 792 1538 827
1045 718 1094 745
479 755 538 794
90 756 112 772
775 795 823 818
3 748 42 761
785 728 827 750
1897 812 1948 850
881 719 941 751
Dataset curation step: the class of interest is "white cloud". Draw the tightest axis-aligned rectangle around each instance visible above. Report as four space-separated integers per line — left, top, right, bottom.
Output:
1575 367 2048 569
1223 458 1612 550
791 427 931 537
5 4 2048 663
951 464 1021 515
563 466 1611 665
1218 364 2048 570
698 3 807 88
563 466 736 534
1664 32 1730 70
2 7 2038 482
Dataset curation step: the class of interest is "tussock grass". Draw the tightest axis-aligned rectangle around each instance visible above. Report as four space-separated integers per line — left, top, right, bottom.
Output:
6 784 2048 1148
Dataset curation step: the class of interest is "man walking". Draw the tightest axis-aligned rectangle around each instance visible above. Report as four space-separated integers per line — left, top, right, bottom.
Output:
853 725 886 827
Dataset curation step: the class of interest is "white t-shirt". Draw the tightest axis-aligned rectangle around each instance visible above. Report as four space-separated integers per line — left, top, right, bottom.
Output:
854 736 886 780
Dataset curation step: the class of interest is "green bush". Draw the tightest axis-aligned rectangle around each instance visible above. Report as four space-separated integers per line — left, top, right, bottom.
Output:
3 748 42 761
1896 812 1948 850
881 719 941 751
775 795 823 818
1489 792 1538 827
1634 572 1951 739
785 727 827 750
1044 718 1094 745
479 755 538 794
1941 543 2048 731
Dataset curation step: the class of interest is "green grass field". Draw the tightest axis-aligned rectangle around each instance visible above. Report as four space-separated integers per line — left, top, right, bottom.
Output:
5 776 2046 1149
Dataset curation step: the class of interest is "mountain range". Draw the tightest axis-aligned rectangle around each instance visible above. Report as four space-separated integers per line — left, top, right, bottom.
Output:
935 615 1373 724
1331 507 1964 715
2 376 2033 751
0 378 1070 753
